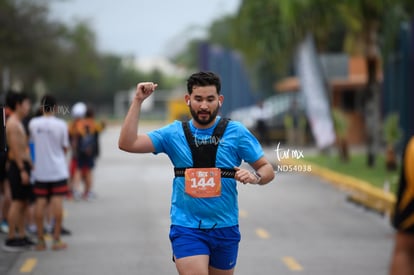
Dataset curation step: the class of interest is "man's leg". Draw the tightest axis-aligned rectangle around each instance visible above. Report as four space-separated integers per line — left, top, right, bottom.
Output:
2 200 26 251
81 166 95 200
50 195 67 250
71 168 82 200
175 255 209 275
390 232 414 275
174 256 235 275
50 196 64 240
7 200 27 239
35 197 48 250
25 203 36 234
16 201 28 238
83 169 92 196
1 179 11 227
208 266 235 275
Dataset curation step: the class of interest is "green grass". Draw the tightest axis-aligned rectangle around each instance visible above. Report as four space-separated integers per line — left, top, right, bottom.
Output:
304 153 400 194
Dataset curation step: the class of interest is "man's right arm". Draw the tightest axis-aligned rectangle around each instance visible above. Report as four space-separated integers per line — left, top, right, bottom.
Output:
6 120 30 184
118 82 157 153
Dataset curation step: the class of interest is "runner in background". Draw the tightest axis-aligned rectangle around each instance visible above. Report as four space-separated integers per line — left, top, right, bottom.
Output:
68 102 87 200
29 95 69 251
3 91 34 252
390 136 414 275
76 106 104 200
69 104 104 201
0 103 12 234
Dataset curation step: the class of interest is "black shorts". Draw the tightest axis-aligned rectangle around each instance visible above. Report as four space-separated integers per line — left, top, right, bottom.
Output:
0 152 7 182
33 179 68 198
77 154 95 169
8 161 34 202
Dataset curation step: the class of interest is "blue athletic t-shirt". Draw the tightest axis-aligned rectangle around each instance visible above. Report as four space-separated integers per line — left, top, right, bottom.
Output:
147 117 264 229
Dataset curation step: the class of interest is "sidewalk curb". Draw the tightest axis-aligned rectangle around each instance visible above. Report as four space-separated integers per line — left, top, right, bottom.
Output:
279 158 396 216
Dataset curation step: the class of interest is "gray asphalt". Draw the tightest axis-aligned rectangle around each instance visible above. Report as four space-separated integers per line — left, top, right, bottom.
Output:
1 124 396 275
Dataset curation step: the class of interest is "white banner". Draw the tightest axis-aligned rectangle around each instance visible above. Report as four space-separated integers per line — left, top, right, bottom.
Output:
296 33 336 149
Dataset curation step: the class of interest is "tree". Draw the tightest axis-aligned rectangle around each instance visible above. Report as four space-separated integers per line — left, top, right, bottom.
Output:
0 0 66 93
46 21 102 102
0 0 179 110
336 1 413 167
332 108 350 162
0 1 101 102
383 113 403 171
233 0 414 166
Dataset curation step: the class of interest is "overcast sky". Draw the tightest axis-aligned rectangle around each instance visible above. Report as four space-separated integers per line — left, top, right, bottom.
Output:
49 0 241 59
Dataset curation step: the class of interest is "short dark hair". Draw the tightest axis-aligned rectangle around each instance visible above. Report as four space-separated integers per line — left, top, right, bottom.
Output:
186 71 221 94
86 106 95 118
6 91 29 111
40 95 57 113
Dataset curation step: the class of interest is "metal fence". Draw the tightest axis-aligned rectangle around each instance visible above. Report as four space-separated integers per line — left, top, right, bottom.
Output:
383 18 414 148
198 42 258 116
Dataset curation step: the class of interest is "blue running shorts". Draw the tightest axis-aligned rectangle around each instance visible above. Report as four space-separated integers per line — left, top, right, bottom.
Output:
169 224 241 270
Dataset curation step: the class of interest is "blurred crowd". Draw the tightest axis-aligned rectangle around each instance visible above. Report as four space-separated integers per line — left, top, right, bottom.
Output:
0 90 105 252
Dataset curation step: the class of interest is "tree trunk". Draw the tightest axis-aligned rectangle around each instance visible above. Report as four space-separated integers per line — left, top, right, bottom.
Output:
364 21 381 168
385 144 398 171
338 137 350 162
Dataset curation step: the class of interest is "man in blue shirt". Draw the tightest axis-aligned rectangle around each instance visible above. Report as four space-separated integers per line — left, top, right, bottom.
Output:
119 71 274 275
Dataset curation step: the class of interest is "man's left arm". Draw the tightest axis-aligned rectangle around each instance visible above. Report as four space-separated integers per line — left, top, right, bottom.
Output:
234 156 274 185
62 123 70 154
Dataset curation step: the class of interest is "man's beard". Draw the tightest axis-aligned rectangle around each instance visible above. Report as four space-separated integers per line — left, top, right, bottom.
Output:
189 105 220 125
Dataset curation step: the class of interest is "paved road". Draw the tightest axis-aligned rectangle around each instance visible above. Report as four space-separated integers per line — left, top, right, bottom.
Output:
2 124 396 275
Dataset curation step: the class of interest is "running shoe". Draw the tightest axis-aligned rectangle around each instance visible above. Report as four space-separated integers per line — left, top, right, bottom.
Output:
83 191 97 201
2 238 27 252
26 224 37 235
0 220 9 234
20 236 36 247
44 223 53 234
51 240 67 251
88 191 97 199
49 225 72 236
60 226 72 236
73 190 82 201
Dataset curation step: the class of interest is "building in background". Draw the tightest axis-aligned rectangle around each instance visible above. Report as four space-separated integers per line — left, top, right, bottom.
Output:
276 54 378 146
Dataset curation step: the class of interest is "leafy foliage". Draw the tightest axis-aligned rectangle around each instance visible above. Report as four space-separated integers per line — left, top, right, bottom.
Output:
0 0 179 108
332 109 349 138
383 112 403 145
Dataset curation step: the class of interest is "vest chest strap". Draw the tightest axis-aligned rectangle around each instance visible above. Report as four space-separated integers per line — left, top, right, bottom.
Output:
174 167 236 178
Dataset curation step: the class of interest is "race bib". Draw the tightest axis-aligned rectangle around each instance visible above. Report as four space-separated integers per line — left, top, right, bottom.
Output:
185 168 221 198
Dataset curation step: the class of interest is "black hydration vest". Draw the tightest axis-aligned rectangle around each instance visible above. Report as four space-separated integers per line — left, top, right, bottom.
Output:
174 118 236 178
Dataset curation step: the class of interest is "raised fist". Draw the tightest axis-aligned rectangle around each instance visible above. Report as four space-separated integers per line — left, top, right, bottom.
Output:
135 82 158 102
